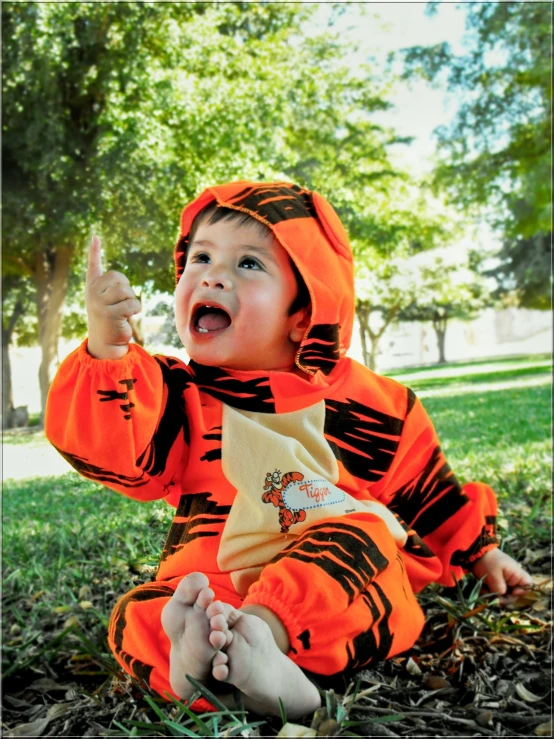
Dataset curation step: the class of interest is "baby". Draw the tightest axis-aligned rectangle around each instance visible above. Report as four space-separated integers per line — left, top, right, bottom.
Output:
46 182 531 718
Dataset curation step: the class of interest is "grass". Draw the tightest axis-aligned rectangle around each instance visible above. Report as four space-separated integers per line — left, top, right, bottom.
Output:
2 354 552 736
383 352 552 379
2 475 173 688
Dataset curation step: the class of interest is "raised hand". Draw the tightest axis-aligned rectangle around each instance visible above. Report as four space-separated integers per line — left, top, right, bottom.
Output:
85 236 142 360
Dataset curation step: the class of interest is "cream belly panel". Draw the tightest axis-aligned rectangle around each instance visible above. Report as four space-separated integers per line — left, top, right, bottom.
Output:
218 401 407 595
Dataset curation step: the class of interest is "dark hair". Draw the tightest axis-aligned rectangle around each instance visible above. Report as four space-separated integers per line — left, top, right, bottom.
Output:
186 203 310 317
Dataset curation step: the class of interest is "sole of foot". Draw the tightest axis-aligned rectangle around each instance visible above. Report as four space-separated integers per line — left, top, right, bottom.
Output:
161 572 232 700
211 610 321 719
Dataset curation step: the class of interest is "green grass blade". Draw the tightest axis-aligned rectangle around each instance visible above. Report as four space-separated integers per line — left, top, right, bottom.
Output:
371 713 405 724
351 676 361 704
143 694 171 723
184 675 241 721
112 721 143 737
163 719 206 737
232 686 245 715
278 696 287 726
181 707 216 734
336 702 347 723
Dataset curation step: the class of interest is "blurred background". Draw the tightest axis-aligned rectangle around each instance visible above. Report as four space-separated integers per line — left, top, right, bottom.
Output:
3 1 551 427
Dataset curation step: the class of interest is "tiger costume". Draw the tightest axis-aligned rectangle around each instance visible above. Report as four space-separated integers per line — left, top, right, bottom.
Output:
45 181 499 710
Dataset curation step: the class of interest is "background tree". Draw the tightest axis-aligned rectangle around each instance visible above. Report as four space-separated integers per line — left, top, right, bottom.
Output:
351 181 454 370
354 250 419 371
399 2 551 309
1 1 330 420
399 248 490 365
5 1 425 420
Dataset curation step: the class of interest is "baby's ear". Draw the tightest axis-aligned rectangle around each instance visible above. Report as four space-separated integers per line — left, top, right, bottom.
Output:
289 307 311 343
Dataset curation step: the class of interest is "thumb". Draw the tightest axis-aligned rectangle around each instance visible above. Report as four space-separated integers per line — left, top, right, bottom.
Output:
87 235 104 285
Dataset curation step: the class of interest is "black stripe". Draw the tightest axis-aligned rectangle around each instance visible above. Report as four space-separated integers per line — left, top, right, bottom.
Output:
136 357 191 476
325 398 403 482
200 448 222 462
271 522 389 602
189 362 275 412
112 583 174 662
389 446 468 538
450 516 499 568
160 493 231 563
406 388 416 416
187 516 227 530
53 446 149 488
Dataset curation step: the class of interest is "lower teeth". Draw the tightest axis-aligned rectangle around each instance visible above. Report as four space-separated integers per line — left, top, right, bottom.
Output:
198 327 208 333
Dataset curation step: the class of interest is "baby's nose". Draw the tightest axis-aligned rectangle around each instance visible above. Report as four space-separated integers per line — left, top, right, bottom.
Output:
202 267 233 291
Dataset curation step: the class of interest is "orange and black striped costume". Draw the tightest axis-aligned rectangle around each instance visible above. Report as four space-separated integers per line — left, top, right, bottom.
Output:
46 182 499 706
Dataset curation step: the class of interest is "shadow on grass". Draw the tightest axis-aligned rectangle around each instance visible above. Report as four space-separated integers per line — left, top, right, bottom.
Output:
404 364 551 392
383 352 552 378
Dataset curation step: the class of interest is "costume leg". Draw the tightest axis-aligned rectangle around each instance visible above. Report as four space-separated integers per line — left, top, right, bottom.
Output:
108 573 242 705
242 513 425 675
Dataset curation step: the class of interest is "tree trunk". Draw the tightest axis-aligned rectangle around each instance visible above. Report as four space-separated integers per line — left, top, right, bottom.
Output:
367 341 379 372
34 245 72 425
2 296 26 429
367 306 400 372
2 336 13 429
356 301 400 372
432 311 448 364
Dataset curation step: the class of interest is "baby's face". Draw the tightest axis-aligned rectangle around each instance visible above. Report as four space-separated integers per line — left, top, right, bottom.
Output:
175 219 308 372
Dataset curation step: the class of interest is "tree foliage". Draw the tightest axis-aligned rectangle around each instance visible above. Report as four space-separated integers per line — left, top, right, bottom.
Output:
398 248 490 364
1 1 346 415
399 2 551 309
352 189 455 370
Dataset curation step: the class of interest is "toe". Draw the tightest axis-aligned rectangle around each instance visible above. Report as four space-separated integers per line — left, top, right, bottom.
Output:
212 651 229 682
194 586 215 612
227 608 241 628
213 650 228 667
212 665 229 682
209 629 229 651
209 613 228 632
175 573 210 605
206 600 226 620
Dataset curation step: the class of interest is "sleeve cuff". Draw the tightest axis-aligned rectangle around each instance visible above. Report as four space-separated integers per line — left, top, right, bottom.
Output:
78 339 148 374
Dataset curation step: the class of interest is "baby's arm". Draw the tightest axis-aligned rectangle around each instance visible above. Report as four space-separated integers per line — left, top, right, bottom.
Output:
472 548 532 603
46 239 190 501
85 236 141 360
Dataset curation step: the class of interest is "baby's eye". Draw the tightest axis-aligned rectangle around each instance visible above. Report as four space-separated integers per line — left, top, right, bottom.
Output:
239 256 262 270
190 252 210 263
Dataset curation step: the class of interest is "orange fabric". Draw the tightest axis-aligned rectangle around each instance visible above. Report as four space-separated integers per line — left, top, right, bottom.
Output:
45 181 499 704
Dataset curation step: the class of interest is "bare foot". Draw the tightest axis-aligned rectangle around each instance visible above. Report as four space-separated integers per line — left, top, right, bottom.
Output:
161 572 232 700
208 607 321 719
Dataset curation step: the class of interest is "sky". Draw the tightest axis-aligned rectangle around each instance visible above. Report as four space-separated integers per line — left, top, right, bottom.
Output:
313 2 469 174
309 2 500 254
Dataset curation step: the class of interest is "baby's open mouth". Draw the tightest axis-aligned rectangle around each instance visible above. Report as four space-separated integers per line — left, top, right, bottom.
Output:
192 304 232 333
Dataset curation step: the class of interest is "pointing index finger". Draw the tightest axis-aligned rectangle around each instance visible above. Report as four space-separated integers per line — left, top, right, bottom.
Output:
87 235 103 284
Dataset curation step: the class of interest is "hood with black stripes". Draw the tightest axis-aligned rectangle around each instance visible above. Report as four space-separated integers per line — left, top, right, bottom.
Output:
175 181 355 377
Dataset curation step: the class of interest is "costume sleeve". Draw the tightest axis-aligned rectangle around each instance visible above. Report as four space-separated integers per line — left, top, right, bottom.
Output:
370 391 499 588
45 340 190 502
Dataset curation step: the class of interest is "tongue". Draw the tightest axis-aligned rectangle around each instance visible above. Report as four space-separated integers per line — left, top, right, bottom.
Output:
197 310 231 331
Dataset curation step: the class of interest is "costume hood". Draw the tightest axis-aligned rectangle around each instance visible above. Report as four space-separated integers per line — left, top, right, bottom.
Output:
175 182 355 377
